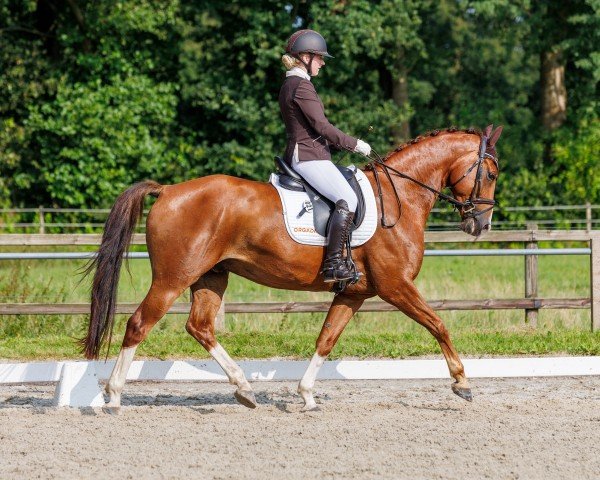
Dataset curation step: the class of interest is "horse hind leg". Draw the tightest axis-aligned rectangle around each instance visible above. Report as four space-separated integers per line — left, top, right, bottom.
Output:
185 270 257 409
104 283 182 414
298 294 365 411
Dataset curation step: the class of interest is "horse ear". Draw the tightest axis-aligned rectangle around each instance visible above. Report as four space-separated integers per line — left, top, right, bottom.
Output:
489 126 503 146
484 124 493 138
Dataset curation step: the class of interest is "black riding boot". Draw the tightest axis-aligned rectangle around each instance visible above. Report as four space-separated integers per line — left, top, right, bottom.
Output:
321 200 356 283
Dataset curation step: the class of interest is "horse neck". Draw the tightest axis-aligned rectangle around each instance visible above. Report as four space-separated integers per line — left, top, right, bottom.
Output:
384 134 478 221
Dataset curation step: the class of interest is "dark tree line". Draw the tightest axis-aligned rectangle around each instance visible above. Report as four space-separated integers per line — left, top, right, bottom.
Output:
1 0 598 218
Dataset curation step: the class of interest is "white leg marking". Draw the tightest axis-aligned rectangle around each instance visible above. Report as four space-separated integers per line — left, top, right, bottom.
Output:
298 352 325 411
105 346 137 408
209 343 251 390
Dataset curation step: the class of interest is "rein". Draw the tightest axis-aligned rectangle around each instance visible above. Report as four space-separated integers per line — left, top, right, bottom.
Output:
365 134 498 228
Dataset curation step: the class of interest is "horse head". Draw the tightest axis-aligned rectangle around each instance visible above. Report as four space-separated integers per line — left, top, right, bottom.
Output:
447 124 502 236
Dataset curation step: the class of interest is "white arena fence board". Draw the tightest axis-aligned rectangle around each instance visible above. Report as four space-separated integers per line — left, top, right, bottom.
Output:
3 358 599 407
2 357 600 384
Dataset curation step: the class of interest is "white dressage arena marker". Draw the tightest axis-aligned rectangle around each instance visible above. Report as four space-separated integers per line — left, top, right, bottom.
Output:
52 361 104 407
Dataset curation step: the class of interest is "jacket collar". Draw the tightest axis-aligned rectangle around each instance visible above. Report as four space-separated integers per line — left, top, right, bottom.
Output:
286 67 311 81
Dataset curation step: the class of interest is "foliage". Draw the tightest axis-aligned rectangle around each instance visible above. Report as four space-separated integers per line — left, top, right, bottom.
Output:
551 117 600 204
26 75 185 206
0 0 598 213
177 1 293 179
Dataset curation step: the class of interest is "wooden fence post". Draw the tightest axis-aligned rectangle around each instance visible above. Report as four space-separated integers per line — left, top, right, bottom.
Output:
38 206 45 234
215 297 226 332
586 202 592 232
591 233 600 332
525 223 538 327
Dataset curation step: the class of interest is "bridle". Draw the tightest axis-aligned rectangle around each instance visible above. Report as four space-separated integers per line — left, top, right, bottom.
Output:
365 133 498 228
448 134 498 219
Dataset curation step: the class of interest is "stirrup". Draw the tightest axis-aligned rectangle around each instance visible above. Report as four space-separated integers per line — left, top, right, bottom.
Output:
321 259 355 283
323 272 355 283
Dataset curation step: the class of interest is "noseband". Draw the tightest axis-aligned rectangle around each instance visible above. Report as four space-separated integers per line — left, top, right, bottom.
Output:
366 133 498 228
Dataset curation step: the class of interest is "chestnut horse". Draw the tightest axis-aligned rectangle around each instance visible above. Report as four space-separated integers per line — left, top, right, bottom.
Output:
83 125 502 412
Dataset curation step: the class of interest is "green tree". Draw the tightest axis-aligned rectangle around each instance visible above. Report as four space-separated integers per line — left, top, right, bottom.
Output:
1 0 598 214
310 0 425 145
177 1 296 180
552 118 600 205
534 0 600 204
0 0 57 206
26 75 184 207
1 0 188 207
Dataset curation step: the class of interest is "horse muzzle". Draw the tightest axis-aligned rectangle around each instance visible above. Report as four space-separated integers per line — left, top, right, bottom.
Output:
460 216 491 237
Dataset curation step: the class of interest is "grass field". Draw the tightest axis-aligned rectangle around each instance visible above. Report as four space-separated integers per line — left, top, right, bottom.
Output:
1 249 598 359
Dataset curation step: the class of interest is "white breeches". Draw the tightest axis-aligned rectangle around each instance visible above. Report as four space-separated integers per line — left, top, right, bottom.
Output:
292 158 358 212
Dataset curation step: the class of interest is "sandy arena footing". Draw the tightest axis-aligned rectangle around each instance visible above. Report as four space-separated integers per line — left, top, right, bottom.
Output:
1 376 599 480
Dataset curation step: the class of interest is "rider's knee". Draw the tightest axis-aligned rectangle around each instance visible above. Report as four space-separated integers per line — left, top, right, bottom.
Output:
345 193 358 213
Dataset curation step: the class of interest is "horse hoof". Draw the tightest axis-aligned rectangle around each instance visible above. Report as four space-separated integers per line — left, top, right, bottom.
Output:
234 389 257 409
452 384 473 402
102 405 122 415
301 404 320 412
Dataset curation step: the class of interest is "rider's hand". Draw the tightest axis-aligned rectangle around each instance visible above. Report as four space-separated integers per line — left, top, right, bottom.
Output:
354 139 371 157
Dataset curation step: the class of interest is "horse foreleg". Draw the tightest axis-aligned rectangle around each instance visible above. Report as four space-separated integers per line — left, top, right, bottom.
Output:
185 271 257 409
104 283 182 413
298 294 365 411
381 283 472 402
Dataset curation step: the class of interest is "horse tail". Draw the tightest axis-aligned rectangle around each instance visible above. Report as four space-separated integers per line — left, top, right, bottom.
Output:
81 180 163 360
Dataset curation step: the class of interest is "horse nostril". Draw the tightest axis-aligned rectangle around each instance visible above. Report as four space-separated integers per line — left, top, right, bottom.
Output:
461 218 476 235
483 223 491 231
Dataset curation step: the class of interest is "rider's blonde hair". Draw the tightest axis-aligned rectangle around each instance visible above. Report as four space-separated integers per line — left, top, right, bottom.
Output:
281 53 301 70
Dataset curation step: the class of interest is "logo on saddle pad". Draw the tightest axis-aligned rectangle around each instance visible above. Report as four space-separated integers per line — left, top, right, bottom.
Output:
270 168 377 247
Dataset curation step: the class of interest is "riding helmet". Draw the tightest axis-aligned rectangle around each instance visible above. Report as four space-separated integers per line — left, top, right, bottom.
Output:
286 29 334 58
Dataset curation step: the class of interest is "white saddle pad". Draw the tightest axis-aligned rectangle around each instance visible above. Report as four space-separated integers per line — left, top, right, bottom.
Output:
270 168 378 247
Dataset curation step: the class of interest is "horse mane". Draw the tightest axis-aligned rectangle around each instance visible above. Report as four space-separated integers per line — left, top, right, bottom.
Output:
383 127 482 161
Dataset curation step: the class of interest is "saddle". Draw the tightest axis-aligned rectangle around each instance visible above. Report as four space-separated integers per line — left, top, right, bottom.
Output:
274 156 366 237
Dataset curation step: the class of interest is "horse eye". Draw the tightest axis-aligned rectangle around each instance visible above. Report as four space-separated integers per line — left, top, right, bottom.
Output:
487 171 497 181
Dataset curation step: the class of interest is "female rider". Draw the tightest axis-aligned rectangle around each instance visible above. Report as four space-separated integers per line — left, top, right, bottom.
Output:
279 29 371 283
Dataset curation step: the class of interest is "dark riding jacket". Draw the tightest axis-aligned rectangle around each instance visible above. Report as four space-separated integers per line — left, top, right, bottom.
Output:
279 70 358 164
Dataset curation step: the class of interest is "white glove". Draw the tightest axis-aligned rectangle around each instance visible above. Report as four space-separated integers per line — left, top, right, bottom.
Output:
354 139 371 156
